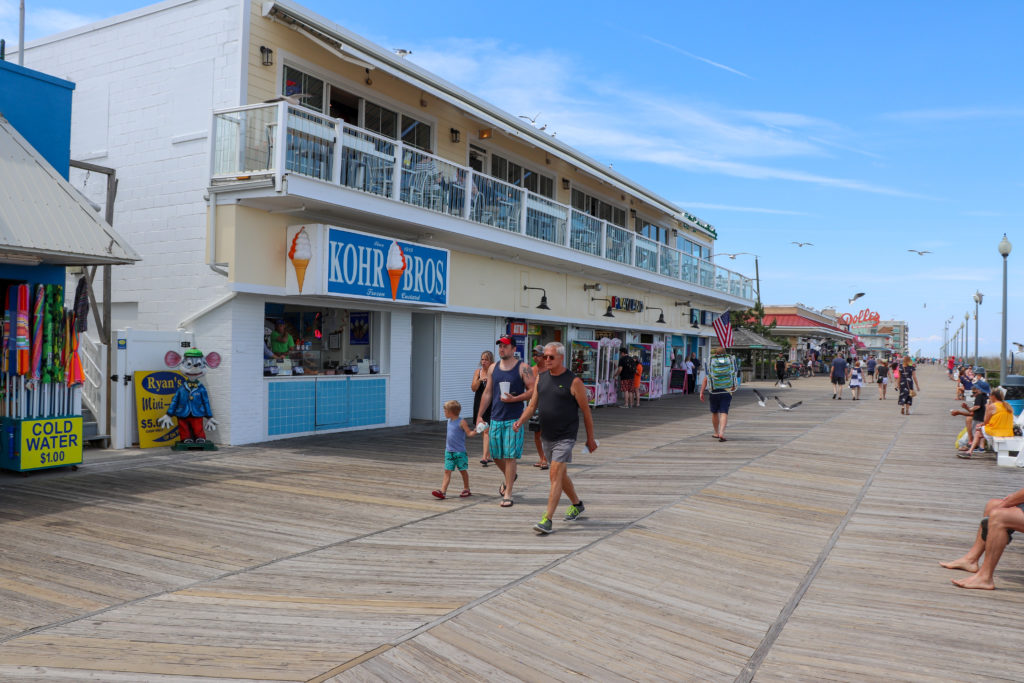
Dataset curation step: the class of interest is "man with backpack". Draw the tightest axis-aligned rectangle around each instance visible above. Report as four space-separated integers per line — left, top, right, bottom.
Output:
614 348 638 408
700 347 738 442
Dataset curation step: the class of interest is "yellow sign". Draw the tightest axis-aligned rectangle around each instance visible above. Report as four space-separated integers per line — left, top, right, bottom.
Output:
20 417 83 470
134 371 185 448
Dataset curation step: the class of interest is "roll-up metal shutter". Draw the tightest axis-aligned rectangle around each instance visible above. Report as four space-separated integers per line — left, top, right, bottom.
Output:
439 314 503 421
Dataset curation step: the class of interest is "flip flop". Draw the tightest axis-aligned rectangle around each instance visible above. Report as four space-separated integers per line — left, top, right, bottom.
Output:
480 459 491 467
498 472 519 497
431 490 446 499
499 498 514 507
718 436 728 442
460 489 472 498
539 464 549 470
533 462 547 468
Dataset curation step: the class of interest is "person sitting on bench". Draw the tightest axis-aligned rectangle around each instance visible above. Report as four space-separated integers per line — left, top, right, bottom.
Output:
940 486 1024 589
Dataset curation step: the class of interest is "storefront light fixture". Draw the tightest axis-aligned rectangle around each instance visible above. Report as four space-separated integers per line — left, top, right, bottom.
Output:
449 128 460 144
591 297 614 318
478 128 492 139
674 300 690 307
648 306 666 324
523 285 550 310
260 46 273 66
562 178 570 190
583 283 602 292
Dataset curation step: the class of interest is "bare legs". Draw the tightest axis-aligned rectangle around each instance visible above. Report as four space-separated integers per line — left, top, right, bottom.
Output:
942 499 1024 589
534 431 548 467
544 462 579 521
712 412 728 439
495 458 518 503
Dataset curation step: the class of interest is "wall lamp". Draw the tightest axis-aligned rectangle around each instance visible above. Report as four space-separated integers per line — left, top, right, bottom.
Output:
523 285 550 310
648 306 666 324
591 297 615 318
449 128 460 144
479 128 492 139
260 46 273 66
674 300 690 307
583 283 602 292
562 178 571 191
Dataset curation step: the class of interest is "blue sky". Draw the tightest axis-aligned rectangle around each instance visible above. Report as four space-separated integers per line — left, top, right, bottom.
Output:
5 1 1024 357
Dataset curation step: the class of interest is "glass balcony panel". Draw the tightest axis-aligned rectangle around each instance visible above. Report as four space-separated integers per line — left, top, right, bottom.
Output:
525 194 568 245
399 148 466 218
471 175 523 232
605 224 633 265
660 245 681 279
699 260 714 289
212 104 279 176
570 211 602 256
680 253 697 284
284 106 336 181
340 124 396 197
634 235 659 273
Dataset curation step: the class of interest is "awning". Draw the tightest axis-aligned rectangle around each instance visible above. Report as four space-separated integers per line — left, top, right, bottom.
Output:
729 327 782 351
762 314 854 340
0 115 139 266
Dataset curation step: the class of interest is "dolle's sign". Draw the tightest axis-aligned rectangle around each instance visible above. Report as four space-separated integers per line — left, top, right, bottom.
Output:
286 225 450 305
840 308 881 325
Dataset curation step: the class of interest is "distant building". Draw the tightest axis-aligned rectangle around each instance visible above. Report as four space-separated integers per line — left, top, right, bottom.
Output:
761 304 854 362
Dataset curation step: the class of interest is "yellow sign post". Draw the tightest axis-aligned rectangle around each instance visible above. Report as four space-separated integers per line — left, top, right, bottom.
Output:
18 417 83 470
134 371 185 448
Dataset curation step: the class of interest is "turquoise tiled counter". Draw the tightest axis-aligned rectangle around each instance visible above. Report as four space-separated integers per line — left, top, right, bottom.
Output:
267 375 387 436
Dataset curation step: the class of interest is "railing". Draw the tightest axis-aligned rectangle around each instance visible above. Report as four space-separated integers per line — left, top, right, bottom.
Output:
79 331 107 436
210 103 755 302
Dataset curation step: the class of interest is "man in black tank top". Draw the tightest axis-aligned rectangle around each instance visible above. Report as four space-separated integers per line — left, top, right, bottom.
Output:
515 342 598 534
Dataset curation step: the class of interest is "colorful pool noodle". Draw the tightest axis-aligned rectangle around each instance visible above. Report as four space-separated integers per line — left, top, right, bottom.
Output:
15 284 29 376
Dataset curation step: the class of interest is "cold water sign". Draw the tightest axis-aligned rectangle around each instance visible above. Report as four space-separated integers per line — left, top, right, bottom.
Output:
20 417 83 470
326 227 449 305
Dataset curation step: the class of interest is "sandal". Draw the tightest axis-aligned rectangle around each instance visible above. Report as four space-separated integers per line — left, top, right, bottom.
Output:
718 436 728 442
460 489 472 498
498 472 519 497
480 459 490 467
533 462 548 468
539 464 549 470
499 498 514 507
431 490 446 499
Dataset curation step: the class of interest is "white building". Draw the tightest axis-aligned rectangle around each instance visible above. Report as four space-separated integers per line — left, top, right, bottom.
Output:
19 0 755 446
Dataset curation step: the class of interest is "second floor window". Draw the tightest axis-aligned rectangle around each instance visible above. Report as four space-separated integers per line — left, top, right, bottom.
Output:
637 218 669 244
571 189 626 227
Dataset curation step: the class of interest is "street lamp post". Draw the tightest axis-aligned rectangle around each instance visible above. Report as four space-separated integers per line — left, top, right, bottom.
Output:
973 291 983 368
718 252 760 304
999 234 1012 382
964 312 970 359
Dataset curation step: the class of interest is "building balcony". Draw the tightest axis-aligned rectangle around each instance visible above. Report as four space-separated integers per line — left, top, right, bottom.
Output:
210 102 755 303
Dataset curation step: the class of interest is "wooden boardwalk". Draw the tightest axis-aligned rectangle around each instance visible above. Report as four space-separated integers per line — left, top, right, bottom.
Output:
1 365 1023 681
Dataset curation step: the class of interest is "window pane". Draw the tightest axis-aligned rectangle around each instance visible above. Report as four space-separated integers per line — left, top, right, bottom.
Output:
283 66 324 112
401 114 431 152
523 169 538 193
491 155 507 181
539 175 554 199
611 207 626 227
365 101 397 138
507 160 522 185
571 189 585 211
469 145 486 173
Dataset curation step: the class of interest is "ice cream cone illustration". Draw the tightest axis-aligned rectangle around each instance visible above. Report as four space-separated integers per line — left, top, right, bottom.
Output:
386 240 406 300
288 227 313 293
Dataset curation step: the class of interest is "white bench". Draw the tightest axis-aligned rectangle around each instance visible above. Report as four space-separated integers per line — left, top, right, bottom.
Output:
992 436 1024 467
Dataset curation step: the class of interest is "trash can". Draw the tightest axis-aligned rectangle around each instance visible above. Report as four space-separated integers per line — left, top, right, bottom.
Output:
1002 375 1024 415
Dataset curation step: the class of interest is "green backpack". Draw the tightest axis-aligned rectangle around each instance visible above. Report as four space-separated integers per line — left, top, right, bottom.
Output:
708 354 735 392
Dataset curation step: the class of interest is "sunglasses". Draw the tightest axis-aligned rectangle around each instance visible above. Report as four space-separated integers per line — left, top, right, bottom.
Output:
542 354 560 360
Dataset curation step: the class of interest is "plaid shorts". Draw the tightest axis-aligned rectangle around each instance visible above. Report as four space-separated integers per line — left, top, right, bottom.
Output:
489 419 524 460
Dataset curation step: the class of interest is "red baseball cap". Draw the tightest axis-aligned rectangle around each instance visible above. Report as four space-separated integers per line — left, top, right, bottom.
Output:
496 336 514 346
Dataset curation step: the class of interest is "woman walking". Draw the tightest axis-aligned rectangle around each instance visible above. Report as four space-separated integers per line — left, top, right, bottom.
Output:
849 359 863 400
876 360 889 399
897 356 920 415
472 351 494 465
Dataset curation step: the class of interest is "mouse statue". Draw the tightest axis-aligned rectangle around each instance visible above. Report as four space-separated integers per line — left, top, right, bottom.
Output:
157 348 221 447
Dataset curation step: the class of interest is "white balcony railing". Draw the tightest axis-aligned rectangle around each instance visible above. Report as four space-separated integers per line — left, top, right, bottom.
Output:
210 102 756 303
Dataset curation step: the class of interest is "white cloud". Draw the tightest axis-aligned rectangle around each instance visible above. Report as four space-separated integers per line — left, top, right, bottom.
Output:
676 202 810 216
880 106 1024 122
412 38 926 199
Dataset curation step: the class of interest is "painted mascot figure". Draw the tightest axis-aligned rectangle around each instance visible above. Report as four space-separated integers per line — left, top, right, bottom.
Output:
157 348 221 450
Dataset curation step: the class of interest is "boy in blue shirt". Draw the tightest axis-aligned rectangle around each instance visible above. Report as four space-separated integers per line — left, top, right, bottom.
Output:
432 400 478 499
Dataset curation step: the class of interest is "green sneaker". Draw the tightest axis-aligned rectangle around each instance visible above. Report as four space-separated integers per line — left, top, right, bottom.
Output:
534 517 553 534
564 501 585 521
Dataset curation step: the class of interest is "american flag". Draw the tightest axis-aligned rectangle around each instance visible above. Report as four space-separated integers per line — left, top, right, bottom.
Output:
712 310 733 348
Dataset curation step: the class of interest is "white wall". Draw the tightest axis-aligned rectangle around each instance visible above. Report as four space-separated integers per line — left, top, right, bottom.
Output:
387 310 411 427
24 0 246 332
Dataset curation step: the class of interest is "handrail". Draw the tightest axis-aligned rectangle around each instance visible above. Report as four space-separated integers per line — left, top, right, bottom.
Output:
210 104 755 301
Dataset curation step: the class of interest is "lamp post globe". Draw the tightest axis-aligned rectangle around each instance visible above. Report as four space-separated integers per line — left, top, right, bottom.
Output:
999 234 1012 382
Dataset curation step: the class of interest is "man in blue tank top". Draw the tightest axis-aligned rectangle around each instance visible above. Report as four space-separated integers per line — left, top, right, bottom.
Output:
475 336 536 507
516 342 598 534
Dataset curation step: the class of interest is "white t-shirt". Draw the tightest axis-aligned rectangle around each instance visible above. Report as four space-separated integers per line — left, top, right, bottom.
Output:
684 360 694 374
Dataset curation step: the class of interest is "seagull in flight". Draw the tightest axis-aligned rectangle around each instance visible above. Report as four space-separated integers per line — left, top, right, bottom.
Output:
907 249 931 256
1013 342 1024 352
752 388 767 407
518 112 541 124
792 241 813 247
849 292 866 304
774 396 803 411
393 49 413 57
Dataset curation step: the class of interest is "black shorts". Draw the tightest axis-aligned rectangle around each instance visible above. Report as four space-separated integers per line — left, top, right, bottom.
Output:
708 392 732 414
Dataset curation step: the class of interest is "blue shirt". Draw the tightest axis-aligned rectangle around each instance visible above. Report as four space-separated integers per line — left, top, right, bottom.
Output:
831 357 848 380
490 360 526 421
445 418 466 453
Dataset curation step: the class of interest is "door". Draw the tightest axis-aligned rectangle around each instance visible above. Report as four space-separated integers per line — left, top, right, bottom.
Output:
410 313 438 420
113 328 194 448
